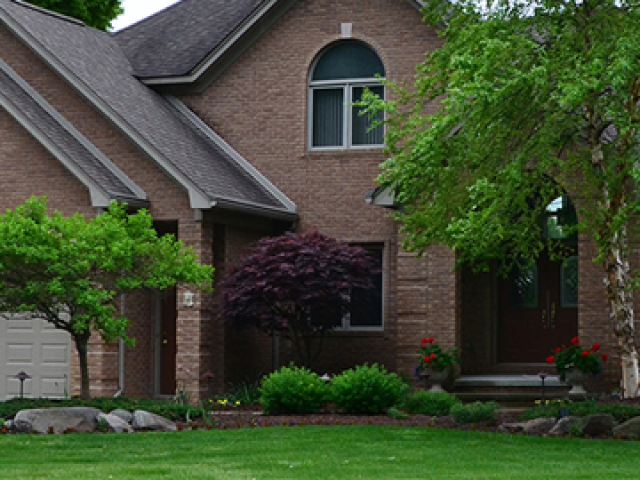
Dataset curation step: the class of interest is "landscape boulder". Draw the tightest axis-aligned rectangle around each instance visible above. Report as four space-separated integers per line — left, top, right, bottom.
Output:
580 414 616 437
498 417 556 435
109 409 133 424
612 417 640 438
97 412 134 433
14 407 101 434
131 410 177 432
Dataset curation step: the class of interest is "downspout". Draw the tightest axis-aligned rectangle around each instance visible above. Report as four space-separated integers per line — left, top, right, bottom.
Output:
114 292 125 397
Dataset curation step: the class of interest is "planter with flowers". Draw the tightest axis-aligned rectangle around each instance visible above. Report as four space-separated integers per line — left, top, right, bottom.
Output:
546 337 608 395
417 337 460 392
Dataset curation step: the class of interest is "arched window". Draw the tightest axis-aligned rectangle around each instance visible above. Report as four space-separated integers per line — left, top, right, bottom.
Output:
309 41 385 149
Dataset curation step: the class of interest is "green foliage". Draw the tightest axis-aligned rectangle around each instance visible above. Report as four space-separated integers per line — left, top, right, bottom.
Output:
548 338 608 378
520 399 640 423
363 0 640 368
418 337 459 373
26 0 123 30
95 416 110 433
330 364 409 414
0 197 213 398
450 401 500 424
259 365 329 414
403 390 461 416
215 381 261 405
386 406 409 420
367 0 640 267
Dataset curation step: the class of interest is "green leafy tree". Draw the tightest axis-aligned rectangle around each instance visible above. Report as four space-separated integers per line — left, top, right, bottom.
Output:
26 0 123 30
365 0 640 396
0 197 213 399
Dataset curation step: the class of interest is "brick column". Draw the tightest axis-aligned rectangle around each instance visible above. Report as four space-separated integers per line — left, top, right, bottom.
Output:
425 245 460 352
176 217 217 402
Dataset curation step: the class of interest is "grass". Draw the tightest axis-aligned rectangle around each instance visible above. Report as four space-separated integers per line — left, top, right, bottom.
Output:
1 426 639 479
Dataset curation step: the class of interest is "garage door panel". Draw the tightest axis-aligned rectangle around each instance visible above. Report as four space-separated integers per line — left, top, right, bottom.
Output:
40 376 68 397
41 344 69 365
6 319 34 332
6 344 34 365
1 314 70 399
5 377 32 397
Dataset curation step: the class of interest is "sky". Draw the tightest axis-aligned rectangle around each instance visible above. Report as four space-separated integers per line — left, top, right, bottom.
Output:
111 0 180 31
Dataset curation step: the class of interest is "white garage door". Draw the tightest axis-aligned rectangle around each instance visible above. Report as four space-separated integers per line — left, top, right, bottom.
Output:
0 313 71 399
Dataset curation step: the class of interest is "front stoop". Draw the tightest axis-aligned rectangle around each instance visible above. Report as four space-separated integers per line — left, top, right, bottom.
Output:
452 375 572 403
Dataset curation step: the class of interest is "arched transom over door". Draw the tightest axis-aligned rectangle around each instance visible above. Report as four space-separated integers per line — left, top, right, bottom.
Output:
497 195 579 364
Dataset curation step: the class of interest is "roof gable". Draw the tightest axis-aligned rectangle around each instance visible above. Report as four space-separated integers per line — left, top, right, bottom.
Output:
0 0 296 218
0 57 147 207
115 0 264 79
116 0 423 92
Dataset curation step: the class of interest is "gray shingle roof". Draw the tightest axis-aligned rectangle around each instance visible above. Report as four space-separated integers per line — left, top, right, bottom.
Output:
0 58 146 205
0 0 295 216
115 0 264 78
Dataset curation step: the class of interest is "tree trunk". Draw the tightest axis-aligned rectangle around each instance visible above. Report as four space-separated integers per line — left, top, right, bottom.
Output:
74 331 92 400
604 229 639 398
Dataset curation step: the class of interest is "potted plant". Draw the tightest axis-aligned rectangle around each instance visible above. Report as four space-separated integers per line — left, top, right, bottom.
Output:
417 337 460 391
546 337 608 394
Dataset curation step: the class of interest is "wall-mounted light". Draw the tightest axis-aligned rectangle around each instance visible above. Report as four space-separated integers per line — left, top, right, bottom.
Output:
182 290 195 308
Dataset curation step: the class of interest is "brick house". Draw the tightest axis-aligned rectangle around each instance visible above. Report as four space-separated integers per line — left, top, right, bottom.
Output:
0 0 616 400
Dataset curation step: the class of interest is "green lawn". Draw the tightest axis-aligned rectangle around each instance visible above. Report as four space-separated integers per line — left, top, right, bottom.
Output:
1 426 638 479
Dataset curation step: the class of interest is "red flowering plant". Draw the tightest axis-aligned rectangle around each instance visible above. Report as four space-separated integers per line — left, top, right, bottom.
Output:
417 337 460 374
546 337 608 379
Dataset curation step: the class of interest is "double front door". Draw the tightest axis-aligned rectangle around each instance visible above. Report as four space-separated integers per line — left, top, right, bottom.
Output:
497 252 578 363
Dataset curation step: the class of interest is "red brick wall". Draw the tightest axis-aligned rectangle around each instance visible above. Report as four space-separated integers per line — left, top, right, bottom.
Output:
180 0 442 380
0 23 209 399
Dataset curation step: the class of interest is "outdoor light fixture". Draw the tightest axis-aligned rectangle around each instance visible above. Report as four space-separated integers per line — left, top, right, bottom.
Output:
182 291 195 308
15 371 31 398
538 372 548 402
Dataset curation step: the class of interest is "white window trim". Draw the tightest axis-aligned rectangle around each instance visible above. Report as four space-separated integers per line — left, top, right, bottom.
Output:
308 77 386 151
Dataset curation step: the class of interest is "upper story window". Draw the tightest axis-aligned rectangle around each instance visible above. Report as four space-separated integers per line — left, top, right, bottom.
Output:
309 41 385 150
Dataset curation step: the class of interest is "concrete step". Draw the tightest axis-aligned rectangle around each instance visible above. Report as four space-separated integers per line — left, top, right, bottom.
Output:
450 374 573 403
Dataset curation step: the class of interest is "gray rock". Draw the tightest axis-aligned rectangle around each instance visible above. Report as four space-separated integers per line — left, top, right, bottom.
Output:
580 414 616 437
549 416 582 436
498 418 556 435
10 419 32 434
522 417 557 435
3 419 13 431
97 413 133 433
613 417 640 438
14 407 102 434
498 423 525 434
132 410 177 432
109 409 133 424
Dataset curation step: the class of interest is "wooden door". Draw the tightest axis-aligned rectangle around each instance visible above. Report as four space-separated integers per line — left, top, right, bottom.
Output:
159 287 177 395
497 253 578 363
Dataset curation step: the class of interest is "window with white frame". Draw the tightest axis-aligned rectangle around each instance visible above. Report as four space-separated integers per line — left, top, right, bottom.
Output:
309 41 385 149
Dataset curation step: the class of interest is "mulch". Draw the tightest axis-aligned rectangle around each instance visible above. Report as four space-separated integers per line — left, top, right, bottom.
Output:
181 408 522 432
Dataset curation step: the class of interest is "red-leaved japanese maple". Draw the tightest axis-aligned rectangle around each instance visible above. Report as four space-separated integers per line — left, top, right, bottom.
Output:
221 230 378 368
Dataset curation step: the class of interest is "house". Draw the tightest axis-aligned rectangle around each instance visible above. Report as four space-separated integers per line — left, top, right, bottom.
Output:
0 0 615 400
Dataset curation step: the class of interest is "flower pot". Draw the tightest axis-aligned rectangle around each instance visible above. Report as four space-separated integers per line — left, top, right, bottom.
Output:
564 368 591 395
422 367 450 392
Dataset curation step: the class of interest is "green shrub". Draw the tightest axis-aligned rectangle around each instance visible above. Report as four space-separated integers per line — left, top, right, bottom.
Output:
520 399 640 423
450 401 499 424
259 365 329 414
386 407 409 419
403 390 460 416
330 363 409 414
